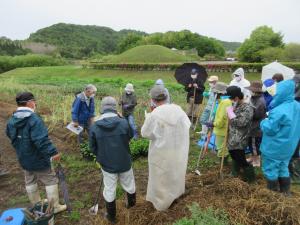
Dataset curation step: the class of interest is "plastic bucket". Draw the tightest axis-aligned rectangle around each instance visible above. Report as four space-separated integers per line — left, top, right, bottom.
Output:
25 202 54 225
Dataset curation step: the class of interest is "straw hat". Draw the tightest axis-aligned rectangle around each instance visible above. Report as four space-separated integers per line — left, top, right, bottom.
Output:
208 75 219 82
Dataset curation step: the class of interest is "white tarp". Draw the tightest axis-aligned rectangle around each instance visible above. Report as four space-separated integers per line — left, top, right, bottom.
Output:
141 104 190 211
262 61 295 81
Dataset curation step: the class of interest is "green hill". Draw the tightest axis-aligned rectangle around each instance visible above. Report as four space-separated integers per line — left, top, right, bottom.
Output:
28 23 146 59
101 45 199 63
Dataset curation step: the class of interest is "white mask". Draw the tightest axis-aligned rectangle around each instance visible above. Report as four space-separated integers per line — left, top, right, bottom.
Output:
209 83 215 88
126 91 132 95
191 74 197 79
235 76 242 82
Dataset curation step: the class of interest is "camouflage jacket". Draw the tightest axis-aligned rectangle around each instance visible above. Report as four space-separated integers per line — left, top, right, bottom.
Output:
227 102 254 150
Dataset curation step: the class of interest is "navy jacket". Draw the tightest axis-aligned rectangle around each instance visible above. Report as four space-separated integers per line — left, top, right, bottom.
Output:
89 112 133 173
6 109 58 171
184 77 205 104
71 92 95 125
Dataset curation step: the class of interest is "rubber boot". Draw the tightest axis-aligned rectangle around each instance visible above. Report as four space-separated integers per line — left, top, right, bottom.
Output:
26 183 41 205
231 160 240 177
278 177 291 196
126 192 136 209
243 165 256 183
267 179 279 191
45 184 67 214
105 200 116 224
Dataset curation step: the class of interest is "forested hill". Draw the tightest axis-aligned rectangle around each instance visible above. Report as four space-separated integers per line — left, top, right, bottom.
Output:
28 23 146 58
27 23 240 58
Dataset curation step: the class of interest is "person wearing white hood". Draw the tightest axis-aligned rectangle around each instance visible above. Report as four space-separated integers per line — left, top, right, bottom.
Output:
230 68 251 102
141 85 190 211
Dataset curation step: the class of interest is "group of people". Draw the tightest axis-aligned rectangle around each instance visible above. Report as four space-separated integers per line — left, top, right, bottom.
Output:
195 68 300 191
2 67 300 224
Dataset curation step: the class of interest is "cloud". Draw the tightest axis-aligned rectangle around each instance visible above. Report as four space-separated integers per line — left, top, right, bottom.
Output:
0 0 299 43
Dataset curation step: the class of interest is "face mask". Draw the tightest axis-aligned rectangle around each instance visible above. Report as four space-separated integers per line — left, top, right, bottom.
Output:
209 83 215 88
126 91 132 95
232 101 238 108
191 74 197 79
235 76 242 82
266 84 276 96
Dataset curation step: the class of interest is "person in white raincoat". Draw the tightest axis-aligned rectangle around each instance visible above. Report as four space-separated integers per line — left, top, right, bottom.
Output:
230 68 251 102
141 85 191 211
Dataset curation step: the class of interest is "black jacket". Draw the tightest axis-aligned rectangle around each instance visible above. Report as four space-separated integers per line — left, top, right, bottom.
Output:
249 94 267 137
6 110 58 171
89 112 133 173
119 92 137 117
184 77 205 104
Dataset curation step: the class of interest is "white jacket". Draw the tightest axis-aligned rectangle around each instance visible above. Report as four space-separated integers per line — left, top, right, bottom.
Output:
230 68 251 102
141 104 190 211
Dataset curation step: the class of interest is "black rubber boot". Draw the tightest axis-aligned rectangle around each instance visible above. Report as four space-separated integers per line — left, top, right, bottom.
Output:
278 177 291 196
267 179 279 191
223 156 229 166
231 160 240 177
243 165 255 183
105 200 116 224
126 192 136 209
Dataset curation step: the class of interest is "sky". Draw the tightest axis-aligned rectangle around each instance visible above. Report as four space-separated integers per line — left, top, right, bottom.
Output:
1 0 299 43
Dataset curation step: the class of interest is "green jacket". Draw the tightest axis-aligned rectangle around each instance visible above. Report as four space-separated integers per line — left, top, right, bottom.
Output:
120 92 137 117
213 99 232 136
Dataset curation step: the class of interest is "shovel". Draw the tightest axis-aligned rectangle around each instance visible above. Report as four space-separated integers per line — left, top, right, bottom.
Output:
89 173 103 215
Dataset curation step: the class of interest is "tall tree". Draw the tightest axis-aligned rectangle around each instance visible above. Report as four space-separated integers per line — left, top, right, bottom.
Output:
237 26 284 62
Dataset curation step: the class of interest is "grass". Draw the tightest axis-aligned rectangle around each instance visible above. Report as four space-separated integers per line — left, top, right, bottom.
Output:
0 66 261 131
100 45 200 63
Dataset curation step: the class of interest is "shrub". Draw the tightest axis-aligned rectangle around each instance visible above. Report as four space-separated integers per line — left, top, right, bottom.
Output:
0 54 66 73
174 203 230 225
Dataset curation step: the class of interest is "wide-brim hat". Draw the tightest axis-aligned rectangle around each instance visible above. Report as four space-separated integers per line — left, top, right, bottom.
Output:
150 86 167 101
125 83 134 92
208 75 219 82
212 82 228 94
246 81 263 93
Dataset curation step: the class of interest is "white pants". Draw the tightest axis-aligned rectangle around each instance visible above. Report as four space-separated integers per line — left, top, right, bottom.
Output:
102 168 136 202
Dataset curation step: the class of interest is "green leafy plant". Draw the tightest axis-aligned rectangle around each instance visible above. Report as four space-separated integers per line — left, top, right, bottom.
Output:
174 203 230 225
79 142 96 161
130 138 149 159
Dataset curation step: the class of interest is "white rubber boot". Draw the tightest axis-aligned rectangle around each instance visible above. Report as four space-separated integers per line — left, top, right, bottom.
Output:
25 183 41 205
46 184 67 214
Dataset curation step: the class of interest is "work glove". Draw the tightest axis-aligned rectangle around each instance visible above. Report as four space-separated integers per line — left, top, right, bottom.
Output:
226 106 236 120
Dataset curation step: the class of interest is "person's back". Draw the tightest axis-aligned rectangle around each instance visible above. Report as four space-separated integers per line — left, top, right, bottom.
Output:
261 80 300 160
90 114 132 173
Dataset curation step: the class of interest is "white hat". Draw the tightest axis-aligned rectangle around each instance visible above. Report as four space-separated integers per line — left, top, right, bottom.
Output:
125 83 134 92
208 75 219 82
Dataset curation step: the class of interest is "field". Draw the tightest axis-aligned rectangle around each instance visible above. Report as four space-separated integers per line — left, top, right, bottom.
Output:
1 65 300 225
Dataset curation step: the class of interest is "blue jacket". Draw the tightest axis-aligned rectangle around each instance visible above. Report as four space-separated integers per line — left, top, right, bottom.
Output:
89 111 133 173
6 109 58 171
71 92 95 125
260 80 300 160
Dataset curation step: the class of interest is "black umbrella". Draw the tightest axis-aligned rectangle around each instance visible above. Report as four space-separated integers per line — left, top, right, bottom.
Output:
56 163 72 213
174 63 208 86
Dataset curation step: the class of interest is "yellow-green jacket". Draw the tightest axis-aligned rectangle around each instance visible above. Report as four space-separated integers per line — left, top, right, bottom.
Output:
213 99 232 136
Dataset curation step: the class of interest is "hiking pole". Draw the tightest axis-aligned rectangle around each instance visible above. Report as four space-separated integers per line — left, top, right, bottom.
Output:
191 86 197 128
89 172 103 215
194 93 218 176
219 120 229 180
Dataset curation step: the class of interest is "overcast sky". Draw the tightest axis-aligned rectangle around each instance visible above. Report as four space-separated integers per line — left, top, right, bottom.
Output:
1 0 299 43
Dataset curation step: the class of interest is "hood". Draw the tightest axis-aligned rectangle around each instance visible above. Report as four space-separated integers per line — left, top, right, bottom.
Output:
11 110 33 128
232 68 245 80
95 114 120 130
293 74 300 100
152 104 185 126
270 80 295 108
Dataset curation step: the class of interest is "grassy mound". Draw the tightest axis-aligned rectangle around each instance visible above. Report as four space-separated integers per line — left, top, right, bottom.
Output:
102 45 199 63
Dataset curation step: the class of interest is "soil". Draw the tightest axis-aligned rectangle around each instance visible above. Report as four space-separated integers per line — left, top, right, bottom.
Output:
1 101 300 225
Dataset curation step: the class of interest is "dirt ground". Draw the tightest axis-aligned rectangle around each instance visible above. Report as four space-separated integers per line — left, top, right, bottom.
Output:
1 101 300 225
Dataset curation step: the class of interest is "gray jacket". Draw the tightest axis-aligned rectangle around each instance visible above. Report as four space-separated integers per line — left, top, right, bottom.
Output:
227 102 254 150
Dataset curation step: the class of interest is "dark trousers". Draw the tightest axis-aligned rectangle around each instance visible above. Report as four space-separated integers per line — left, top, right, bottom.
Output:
229 149 250 168
248 137 262 156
